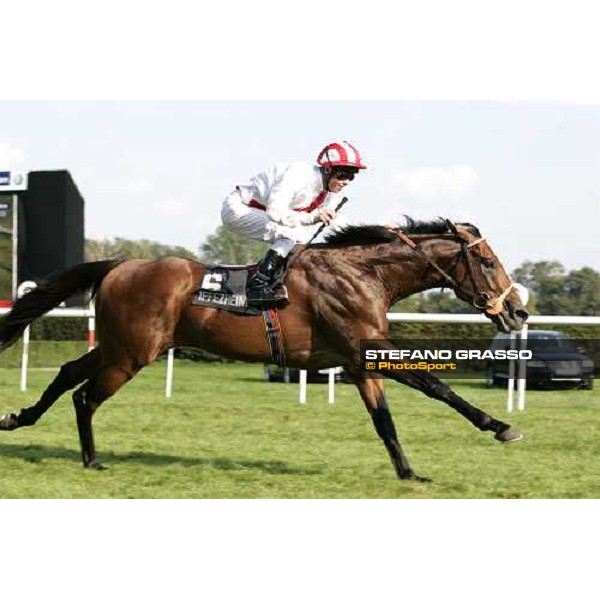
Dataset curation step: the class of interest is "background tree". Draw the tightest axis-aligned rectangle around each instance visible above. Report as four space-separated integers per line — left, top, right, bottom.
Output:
199 225 267 264
511 261 600 315
394 261 600 316
389 295 420 313
416 289 477 313
563 267 600 315
391 290 474 313
86 238 198 261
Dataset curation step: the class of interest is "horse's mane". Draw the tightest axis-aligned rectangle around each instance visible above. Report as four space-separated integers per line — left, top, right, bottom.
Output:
322 218 482 247
402 217 482 237
322 225 397 246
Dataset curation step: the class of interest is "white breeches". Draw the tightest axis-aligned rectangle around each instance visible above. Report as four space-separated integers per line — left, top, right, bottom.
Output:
221 190 316 246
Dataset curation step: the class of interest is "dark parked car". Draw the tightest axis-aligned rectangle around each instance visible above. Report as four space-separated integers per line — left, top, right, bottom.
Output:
486 330 594 390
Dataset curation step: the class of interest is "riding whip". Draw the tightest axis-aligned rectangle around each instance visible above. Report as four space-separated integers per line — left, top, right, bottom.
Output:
288 196 349 267
305 196 349 247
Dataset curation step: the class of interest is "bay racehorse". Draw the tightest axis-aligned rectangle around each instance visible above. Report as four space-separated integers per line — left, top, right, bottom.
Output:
0 219 528 481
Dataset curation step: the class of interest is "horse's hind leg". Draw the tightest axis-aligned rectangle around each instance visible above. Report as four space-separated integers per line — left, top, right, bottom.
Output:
72 364 135 469
0 348 101 431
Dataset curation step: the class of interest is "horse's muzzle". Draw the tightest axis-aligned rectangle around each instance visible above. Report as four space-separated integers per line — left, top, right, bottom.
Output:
515 308 529 321
491 300 529 332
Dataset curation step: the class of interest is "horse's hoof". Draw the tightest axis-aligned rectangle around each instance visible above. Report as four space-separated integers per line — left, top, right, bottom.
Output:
495 428 523 443
402 471 433 483
0 413 19 431
413 475 433 483
85 461 107 470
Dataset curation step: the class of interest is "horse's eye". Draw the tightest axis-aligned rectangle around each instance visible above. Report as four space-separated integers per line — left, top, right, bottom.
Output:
481 257 494 268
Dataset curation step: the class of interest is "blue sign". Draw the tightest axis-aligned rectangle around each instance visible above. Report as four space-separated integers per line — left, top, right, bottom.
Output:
0 171 27 191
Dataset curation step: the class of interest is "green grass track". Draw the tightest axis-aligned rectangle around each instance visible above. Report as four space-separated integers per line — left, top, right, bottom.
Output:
0 362 598 498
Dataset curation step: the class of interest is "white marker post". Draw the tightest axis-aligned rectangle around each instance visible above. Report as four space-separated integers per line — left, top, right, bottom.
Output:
298 367 340 404
165 348 175 398
328 368 336 404
17 281 37 392
20 325 30 392
517 323 529 411
87 299 96 352
513 283 530 412
299 370 307 404
507 331 517 413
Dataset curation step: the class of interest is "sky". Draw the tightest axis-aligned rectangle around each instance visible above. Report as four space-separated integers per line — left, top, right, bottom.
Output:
1 100 599 274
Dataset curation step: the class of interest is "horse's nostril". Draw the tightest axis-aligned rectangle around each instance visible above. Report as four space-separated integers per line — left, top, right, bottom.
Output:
516 309 529 321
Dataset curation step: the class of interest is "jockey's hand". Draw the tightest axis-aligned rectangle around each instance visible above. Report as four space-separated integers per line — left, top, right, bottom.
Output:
316 208 337 225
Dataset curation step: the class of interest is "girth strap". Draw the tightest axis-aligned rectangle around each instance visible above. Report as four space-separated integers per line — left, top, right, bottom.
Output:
262 309 286 368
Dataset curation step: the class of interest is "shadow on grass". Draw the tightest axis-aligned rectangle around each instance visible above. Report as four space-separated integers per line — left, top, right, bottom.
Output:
0 442 322 475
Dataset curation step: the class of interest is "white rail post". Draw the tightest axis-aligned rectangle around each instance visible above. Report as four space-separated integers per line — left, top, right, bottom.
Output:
328 368 336 404
17 281 38 392
513 283 530 412
299 370 307 404
87 299 96 352
517 323 529 411
507 331 517 413
165 348 175 398
20 325 30 392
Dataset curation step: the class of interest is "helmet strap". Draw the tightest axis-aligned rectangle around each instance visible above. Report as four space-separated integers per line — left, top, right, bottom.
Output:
321 166 333 191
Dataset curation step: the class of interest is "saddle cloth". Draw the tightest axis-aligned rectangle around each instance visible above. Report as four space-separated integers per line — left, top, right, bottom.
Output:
191 264 288 316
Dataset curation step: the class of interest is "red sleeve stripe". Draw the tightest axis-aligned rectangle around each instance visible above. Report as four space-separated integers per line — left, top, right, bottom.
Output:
247 191 327 214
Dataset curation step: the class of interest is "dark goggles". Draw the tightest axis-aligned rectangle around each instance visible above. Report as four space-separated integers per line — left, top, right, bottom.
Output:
331 168 358 181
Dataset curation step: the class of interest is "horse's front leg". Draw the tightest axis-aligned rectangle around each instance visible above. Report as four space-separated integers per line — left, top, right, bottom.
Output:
353 375 431 482
361 337 522 442
383 367 522 442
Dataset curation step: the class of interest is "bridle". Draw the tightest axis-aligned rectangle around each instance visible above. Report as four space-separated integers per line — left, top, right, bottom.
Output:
393 228 514 316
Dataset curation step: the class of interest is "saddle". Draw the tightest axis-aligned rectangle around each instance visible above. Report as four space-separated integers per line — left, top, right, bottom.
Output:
191 263 288 316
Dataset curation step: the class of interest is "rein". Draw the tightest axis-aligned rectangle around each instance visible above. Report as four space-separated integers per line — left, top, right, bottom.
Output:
394 229 513 315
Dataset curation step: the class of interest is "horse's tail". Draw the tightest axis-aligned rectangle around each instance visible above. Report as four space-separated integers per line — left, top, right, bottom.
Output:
0 260 123 352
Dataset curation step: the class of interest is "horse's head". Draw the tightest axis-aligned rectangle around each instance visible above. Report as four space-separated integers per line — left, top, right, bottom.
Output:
440 220 529 332
323 220 529 332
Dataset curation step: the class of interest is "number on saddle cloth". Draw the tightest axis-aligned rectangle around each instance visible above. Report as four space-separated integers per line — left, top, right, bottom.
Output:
191 264 288 315
192 264 253 313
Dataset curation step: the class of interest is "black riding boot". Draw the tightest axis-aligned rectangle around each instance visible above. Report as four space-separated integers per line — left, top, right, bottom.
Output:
246 249 288 308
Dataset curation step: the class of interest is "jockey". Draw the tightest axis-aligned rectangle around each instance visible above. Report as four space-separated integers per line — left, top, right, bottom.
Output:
221 141 367 308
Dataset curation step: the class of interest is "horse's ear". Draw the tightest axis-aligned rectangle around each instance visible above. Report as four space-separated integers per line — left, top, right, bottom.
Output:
445 219 459 234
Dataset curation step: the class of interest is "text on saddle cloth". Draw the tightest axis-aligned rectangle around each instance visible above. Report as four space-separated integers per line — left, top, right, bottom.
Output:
192 265 253 313
191 263 288 316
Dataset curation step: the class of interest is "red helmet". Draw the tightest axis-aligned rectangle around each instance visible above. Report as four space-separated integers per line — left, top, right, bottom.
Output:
316 141 367 170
